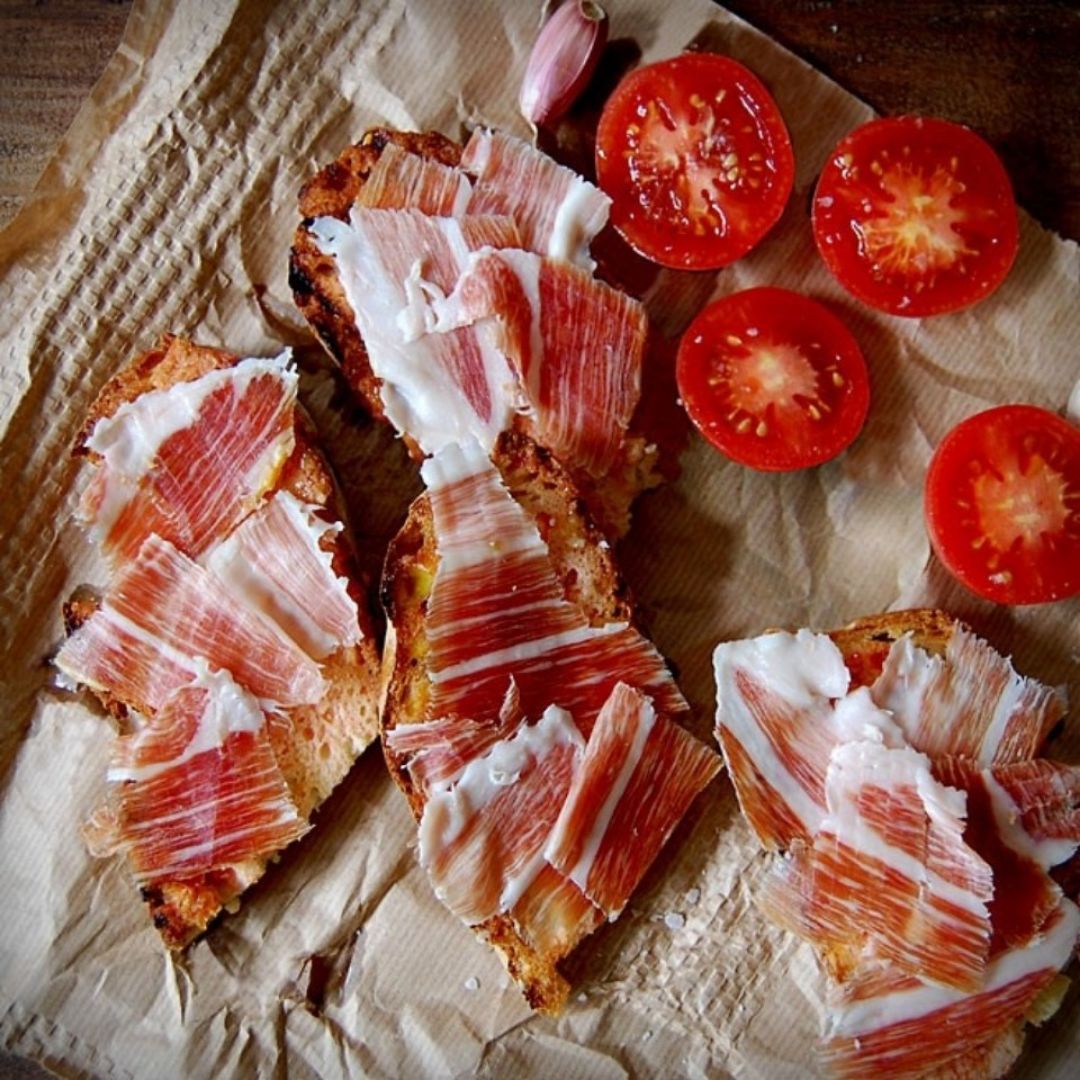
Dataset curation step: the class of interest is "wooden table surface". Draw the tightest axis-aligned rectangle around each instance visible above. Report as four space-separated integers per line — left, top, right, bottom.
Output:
0 0 1078 241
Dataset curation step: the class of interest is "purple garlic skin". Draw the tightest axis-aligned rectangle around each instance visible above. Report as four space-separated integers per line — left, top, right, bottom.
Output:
519 1 609 129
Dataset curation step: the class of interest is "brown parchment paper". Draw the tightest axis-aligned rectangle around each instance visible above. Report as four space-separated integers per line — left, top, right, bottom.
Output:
1 1 1078 1076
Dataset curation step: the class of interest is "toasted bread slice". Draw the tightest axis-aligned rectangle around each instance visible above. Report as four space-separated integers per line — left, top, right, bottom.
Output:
63 336 382 948
379 430 637 1012
827 607 958 690
290 128 462 416
289 128 662 537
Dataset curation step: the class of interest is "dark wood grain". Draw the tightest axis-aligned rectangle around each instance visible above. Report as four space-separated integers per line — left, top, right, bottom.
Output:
0 0 132 229
0 1 1078 239
723 0 1080 239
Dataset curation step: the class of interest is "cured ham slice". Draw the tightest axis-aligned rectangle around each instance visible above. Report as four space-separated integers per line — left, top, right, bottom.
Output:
354 142 471 215
55 605 200 713
79 352 297 563
545 683 721 918
56 535 325 710
462 128 610 269
385 679 525 797
429 249 647 476
713 631 904 849
307 208 522 454
759 742 994 991
418 703 584 925
204 490 361 660
819 898 1080 1079
422 441 687 734
934 756 1080 951
508 862 604 960
89 670 308 884
871 627 1066 765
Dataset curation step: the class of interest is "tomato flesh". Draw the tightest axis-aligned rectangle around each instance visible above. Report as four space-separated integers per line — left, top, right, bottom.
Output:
925 405 1080 605
813 116 1018 317
676 287 870 471
596 52 794 270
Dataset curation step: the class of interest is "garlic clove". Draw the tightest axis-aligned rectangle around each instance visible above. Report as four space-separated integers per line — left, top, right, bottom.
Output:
519 1 609 129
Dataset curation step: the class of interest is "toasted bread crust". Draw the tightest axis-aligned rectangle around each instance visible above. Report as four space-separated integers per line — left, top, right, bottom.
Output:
379 431 636 1013
828 608 958 690
66 337 382 949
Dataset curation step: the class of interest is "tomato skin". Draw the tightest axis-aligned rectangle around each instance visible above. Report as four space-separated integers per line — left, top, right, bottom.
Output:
676 287 871 472
813 116 1019 317
924 406 1080 605
595 52 794 270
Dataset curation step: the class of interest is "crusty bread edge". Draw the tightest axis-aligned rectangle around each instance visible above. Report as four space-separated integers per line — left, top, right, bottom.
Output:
65 335 383 949
377 431 638 1014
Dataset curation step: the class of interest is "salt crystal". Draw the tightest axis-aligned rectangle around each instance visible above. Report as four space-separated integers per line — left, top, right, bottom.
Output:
686 887 701 906
664 911 686 930
464 976 480 991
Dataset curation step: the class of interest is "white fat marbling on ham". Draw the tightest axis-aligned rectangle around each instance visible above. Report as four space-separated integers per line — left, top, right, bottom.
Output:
871 628 1065 765
461 128 610 269
204 490 360 659
546 682 721 918
713 631 905 849
355 142 472 215
421 441 686 734
80 352 297 562
56 535 325 711
418 702 584 923
92 672 307 884
308 209 522 454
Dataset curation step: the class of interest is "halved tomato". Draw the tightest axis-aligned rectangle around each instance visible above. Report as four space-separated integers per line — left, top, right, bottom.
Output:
812 116 1019 317
925 405 1080 605
676 287 870 471
595 52 794 270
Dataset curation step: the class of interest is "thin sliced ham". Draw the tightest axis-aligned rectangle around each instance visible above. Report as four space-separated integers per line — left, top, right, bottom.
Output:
56 535 325 710
713 631 904 849
203 490 360 659
418 703 584 925
422 441 687 734
385 679 525 797
355 142 471 215
307 208 522 453
545 682 721 918
462 128 610 269
429 249 646 476
80 352 297 563
759 742 994 991
509 862 604 961
934 756 1080 951
871 627 1066 765
820 898 1080 1079
91 670 308 885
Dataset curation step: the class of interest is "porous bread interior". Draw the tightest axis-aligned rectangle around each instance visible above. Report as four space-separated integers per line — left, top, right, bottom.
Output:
66 335 382 948
379 430 635 1014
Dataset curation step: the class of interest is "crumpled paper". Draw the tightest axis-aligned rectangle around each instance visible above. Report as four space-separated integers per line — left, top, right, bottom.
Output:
0 1 1077 1076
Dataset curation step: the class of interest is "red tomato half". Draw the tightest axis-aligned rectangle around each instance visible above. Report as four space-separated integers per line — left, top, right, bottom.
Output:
595 53 794 270
813 116 1018 317
676 287 870 471
925 406 1080 605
